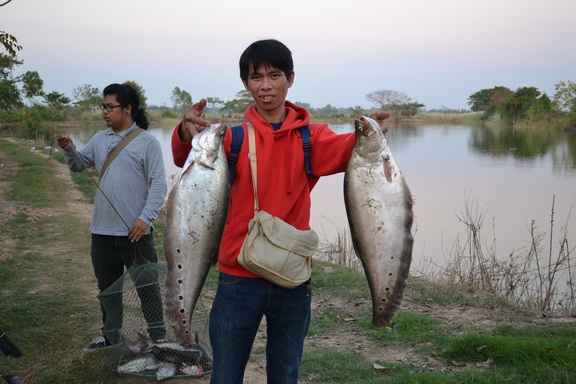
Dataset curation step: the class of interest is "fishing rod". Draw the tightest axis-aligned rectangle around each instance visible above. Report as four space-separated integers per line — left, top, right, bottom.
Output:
88 171 132 229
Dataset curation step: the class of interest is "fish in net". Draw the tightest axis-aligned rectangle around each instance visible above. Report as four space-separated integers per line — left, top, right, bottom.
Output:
98 262 213 380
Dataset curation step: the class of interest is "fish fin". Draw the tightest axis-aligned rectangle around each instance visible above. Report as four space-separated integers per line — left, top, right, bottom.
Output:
181 159 196 176
383 156 393 183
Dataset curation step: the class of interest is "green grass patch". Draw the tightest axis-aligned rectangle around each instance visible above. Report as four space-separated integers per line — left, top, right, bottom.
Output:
309 308 349 336
439 330 576 383
312 260 370 299
0 139 53 207
370 311 445 340
442 329 576 365
301 347 387 383
0 258 12 286
51 150 97 202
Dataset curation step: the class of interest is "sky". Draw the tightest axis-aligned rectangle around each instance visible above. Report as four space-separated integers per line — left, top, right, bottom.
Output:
2 0 575 110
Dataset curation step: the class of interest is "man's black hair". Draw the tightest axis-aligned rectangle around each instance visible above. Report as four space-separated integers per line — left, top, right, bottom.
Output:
103 83 149 129
239 39 293 82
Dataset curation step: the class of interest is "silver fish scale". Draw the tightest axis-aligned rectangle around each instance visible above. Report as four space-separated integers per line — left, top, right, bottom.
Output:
344 116 414 327
163 124 230 346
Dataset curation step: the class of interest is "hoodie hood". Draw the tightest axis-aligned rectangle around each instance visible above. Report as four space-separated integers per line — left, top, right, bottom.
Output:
242 100 313 197
244 101 311 132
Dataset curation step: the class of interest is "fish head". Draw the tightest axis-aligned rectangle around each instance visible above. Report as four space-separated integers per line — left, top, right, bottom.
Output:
355 116 386 138
354 116 388 155
191 123 228 169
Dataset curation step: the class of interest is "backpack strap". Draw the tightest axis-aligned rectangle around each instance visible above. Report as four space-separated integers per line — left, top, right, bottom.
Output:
298 126 312 177
228 124 244 185
227 124 312 184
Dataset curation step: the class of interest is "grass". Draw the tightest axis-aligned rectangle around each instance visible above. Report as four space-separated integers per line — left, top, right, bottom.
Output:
434 189 576 314
0 140 53 207
0 138 111 383
1 137 576 383
49 149 98 203
301 348 385 383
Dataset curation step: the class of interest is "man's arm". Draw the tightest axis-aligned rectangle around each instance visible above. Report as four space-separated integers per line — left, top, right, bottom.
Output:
131 139 167 242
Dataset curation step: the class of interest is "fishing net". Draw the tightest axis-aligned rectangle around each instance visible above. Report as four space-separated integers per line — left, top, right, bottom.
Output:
98 262 213 381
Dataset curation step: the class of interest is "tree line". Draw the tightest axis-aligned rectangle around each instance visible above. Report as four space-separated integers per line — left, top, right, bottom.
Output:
467 83 576 126
2 23 575 140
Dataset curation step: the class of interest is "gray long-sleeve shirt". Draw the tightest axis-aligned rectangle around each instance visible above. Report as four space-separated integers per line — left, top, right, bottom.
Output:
63 123 167 236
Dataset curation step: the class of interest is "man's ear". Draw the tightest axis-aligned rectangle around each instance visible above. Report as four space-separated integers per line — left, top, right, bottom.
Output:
242 80 249 90
288 72 295 87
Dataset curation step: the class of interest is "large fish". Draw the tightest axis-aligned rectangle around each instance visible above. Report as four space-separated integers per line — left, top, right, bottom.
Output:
163 124 229 346
344 116 414 327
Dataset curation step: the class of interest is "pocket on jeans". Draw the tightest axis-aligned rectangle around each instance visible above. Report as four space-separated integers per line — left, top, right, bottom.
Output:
218 273 243 286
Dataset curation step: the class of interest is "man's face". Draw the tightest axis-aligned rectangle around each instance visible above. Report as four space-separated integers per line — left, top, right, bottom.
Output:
102 94 130 131
243 64 294 122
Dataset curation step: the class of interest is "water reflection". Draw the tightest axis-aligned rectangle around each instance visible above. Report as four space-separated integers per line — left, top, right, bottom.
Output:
70 122 576 275
469 125 576 175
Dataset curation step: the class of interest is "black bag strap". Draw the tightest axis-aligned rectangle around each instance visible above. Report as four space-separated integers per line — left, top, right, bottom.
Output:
299 126 312 177
228 124 244 185
227 124 312 184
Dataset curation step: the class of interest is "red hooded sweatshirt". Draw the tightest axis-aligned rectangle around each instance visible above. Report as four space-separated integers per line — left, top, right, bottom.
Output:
171 101 356 277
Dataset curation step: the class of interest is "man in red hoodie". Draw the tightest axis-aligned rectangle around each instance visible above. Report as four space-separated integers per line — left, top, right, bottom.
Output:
172 39 388 383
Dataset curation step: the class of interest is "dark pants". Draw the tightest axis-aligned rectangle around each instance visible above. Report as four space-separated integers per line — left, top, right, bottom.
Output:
91 234 165 344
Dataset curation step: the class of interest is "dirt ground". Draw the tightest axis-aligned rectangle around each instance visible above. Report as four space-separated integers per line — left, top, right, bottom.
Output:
1 140 575 383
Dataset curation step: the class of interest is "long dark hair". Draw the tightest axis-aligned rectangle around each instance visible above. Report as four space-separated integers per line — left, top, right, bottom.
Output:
103 83 149 129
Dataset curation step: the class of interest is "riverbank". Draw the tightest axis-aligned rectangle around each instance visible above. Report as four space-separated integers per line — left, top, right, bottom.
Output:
1 136 576 383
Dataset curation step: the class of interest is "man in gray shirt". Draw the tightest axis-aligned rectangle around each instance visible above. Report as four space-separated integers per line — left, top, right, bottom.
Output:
57 83 167 350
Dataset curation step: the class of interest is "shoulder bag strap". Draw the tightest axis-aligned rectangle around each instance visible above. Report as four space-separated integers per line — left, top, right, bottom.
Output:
99 127 144 181
246 122 259 215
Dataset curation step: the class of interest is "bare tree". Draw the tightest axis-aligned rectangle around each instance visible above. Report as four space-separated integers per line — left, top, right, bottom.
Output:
365 90 412 112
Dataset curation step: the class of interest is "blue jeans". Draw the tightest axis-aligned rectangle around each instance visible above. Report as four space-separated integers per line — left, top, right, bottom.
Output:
209 273 312 384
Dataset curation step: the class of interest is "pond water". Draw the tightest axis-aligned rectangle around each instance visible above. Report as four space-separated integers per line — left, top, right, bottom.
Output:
72 121 576 275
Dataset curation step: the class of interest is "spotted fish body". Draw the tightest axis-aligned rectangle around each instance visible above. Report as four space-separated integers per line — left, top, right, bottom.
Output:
344 116 414 327
163 124 229 346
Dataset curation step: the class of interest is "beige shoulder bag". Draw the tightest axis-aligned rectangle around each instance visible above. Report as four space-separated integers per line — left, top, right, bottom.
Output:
237 123 319 289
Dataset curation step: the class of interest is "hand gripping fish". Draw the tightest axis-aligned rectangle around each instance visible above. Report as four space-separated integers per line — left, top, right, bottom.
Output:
163 124 230 346
344 116 414 327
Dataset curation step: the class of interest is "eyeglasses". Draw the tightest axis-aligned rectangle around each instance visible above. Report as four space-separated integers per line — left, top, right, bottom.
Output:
99 104 126 112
